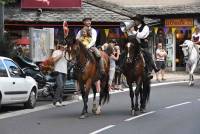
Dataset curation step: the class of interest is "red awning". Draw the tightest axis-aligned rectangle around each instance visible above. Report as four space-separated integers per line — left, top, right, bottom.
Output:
15 37 30 46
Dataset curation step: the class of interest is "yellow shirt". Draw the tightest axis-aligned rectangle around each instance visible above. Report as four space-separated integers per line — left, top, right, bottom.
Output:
80 36 92 48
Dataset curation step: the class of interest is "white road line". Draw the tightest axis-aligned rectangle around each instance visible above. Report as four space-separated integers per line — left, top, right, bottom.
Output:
151 81 188 87
89 125 115 134
0 81 189 120
0 100 78 120
124 111 156 122
165 102 191 109
197 99 200 101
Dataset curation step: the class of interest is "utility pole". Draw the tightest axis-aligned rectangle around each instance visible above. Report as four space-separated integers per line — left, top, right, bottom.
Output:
0 3 4 40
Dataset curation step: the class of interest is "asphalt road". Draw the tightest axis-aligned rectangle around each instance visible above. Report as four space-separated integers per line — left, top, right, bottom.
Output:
0 81 200 134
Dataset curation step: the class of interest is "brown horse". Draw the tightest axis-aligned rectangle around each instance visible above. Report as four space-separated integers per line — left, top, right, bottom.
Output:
66 40 110 119
121 39 151 115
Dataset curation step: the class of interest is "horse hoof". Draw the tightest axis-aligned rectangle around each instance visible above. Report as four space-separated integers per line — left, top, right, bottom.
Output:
189 83 194 86
79 115 85 119
131 110 135 116
134 110 140 116
96 110 101 115
92 108 97 114
140 108 146 113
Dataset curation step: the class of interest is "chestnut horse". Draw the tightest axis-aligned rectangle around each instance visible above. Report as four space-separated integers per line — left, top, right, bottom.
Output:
66 40 110 119
121 39 151 115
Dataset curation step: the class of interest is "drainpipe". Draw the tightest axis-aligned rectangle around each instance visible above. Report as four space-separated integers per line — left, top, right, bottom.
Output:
172 33 176 71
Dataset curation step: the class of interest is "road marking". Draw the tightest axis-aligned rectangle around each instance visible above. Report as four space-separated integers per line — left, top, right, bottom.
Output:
0 81 189 120
197 99 200 101
90 125 115 134
0 100 78 120
165 102 191 109
124 111 156 122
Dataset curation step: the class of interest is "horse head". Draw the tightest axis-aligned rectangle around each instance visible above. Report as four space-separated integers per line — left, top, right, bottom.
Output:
180 40 194 59
125 39 140 63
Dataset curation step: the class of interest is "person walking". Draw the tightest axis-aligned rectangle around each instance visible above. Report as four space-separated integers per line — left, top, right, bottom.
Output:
155 42 167 81
52 41 68 106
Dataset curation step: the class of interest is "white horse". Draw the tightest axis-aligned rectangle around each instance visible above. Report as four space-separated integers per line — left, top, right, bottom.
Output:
180 40 200 86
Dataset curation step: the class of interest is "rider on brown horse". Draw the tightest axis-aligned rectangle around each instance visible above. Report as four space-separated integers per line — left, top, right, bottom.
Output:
76 17 105 78
127 14 159 79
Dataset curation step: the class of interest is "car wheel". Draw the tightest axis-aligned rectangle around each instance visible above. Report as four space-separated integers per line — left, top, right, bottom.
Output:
24 89 36 109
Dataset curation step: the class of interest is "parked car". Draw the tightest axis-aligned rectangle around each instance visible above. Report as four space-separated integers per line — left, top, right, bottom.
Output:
0 56 38 110
11 49 77 99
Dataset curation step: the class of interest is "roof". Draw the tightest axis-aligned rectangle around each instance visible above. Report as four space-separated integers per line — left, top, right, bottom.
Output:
96 0 200 7
84 0 159 24
125 3 200 16
5 2 130 22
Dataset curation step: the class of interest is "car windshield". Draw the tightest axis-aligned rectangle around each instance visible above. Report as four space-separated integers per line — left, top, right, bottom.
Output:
0 60 8 77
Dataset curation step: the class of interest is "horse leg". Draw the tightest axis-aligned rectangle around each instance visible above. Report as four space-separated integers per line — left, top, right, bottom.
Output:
96 89 103 115
79 83 89 119
92 84 97 114
189 64 196 86
139 85 145 113
128 82 134 116
96 75 110 115
134 85 140 116
96 83 104 115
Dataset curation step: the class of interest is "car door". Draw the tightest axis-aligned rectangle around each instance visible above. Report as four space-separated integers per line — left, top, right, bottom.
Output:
3 59 28 102
0 60 13 104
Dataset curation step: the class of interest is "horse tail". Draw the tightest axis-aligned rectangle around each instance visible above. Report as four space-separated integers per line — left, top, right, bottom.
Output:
143 77 151 104
100 75 110 105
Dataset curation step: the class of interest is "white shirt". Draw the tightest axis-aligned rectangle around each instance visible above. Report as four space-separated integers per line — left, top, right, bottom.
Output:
52 50 67 74
76 27 97 48
192 32 200 42
132 24 150 43
156 48 167 61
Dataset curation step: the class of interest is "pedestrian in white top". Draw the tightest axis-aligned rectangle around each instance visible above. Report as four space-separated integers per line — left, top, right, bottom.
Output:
191 26 200 45
52 41 68 106
155 42 167 82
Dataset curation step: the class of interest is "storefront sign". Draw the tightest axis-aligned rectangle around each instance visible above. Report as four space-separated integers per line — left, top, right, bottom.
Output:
21 0 82 9
165 18 193 27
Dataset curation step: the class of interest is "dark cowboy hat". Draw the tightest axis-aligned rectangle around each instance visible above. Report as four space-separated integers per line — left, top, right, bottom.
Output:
82 17 92 22
132 14 144 22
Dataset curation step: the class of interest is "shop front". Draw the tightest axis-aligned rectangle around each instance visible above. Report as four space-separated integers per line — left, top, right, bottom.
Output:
153 18 197 71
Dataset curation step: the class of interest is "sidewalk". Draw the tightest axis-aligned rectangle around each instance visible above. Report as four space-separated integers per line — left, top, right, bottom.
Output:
151 71 200 83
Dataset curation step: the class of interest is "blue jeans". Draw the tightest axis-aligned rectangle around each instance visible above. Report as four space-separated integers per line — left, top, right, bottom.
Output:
53 72 66 103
